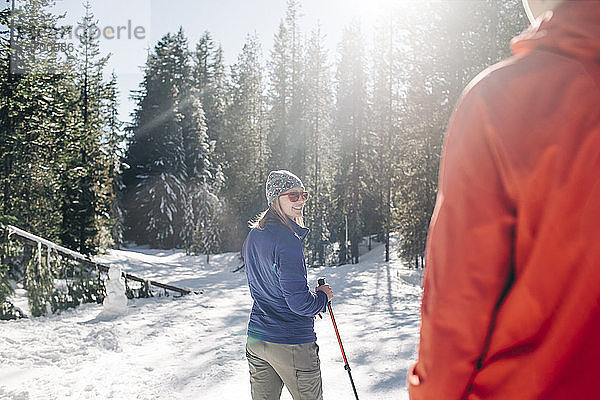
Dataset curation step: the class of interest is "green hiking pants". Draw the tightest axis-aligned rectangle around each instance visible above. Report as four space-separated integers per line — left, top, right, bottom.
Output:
246 337 324 400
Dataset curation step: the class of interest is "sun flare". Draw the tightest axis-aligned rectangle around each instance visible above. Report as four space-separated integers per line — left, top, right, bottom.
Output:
344 0 397 22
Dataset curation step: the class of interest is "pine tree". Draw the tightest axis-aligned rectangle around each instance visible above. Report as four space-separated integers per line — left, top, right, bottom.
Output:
189 183 222 263
0 0 75 243
391 2 457 267
369 14 405 262
1 0 128 257
177 84 222 250
332 22 369 264
267 0 306 175
192 31 227 147
123 28 221 249
392 1 528 266
219 34 267 250
190 33 227 256
59 1 110 254
303 25 334 266
123 29 190 248
101 73 126 248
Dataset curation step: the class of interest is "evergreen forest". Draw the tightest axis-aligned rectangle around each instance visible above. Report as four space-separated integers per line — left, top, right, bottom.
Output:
0 0 529 269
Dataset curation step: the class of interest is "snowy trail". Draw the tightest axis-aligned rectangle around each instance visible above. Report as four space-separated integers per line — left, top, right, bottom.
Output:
0 242 422 400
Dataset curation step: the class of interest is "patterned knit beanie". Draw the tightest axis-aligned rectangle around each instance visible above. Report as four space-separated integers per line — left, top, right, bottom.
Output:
265 170 304 205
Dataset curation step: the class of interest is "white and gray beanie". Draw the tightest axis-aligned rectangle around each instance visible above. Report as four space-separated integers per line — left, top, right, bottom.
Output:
265 170 304 205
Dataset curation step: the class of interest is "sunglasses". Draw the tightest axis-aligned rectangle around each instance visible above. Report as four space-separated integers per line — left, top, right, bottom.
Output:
280 190 310 202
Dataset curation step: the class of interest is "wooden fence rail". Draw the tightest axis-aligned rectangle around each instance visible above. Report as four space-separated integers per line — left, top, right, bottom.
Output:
4 224 200 297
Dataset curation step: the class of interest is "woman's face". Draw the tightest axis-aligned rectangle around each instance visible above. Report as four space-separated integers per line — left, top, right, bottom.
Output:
278 187 307 219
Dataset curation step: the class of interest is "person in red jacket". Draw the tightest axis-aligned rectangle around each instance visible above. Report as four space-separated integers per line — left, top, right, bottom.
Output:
408 0 600 399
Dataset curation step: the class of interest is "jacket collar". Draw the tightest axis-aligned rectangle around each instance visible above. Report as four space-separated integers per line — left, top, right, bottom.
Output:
511 1 600 60
288 217 310 241
264 209 309 241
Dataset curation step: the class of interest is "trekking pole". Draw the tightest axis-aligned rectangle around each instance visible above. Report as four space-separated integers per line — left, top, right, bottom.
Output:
318 277 359 400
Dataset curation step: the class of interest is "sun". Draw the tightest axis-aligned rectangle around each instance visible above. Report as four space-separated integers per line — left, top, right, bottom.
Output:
344 0 397 23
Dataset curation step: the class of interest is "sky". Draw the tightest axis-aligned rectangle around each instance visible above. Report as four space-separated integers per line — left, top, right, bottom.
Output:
51 0 401 124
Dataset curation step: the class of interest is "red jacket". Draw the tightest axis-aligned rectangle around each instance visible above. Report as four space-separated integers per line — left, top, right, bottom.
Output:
409 2 600 399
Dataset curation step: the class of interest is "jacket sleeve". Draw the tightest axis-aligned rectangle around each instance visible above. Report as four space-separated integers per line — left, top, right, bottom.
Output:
409 82 516 399
278 242 328 317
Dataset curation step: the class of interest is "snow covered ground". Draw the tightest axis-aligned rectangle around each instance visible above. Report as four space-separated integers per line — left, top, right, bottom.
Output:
0 240 423 400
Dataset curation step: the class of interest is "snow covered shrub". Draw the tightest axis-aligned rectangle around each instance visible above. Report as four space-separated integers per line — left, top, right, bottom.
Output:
0 225 27 320
0 263 12 301
0 262 21 320
24 245 106 317
49 256 105 313
186 184 223 263
0 300 25 320
1 224 106 317
124 278 152 299
24 244 54 317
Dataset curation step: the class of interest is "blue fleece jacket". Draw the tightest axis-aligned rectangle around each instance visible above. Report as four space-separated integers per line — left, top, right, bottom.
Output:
243 215 328 345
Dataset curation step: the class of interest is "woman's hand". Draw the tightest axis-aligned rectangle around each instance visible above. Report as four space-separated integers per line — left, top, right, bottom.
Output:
316 284 333 301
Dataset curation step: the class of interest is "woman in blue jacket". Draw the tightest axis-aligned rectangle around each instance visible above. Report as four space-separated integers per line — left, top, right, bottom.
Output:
243 170 333 400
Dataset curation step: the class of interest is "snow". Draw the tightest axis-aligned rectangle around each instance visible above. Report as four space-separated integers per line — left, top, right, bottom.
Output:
0 239 423 400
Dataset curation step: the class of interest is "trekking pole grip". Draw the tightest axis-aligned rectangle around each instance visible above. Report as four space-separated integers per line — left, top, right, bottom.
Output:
318 277 328 312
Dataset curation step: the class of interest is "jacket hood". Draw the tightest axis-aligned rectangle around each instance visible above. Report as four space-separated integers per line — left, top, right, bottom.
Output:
511 1 600 60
